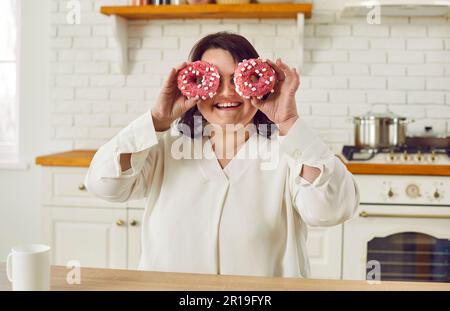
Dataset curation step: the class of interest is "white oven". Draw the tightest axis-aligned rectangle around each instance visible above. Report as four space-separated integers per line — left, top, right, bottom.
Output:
343 175 450 283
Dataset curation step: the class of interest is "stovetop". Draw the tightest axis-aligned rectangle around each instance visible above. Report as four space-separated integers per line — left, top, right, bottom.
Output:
342 145 450 165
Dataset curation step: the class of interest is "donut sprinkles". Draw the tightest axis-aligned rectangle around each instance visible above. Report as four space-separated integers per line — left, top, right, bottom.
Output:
177 61 221 100
233 58 277 100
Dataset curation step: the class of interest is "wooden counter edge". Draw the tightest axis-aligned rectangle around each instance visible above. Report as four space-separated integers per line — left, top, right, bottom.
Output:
35 150 450 176
2 264 450 291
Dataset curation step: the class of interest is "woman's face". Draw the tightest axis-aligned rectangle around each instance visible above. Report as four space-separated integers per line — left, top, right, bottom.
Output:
197 48 258 130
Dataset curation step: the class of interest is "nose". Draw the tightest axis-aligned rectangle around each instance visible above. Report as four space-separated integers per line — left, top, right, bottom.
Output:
218 79 237 98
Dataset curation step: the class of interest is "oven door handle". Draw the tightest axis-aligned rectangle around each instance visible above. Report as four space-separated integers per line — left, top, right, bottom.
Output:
359 211 450 220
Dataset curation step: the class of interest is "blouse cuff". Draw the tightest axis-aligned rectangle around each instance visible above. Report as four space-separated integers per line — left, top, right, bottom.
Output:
100 111 168 179
279 118 333 187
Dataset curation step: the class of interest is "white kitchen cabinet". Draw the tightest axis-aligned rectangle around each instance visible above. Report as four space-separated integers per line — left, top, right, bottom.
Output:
42 206 128 269
307 225 343 280
40 167 145 270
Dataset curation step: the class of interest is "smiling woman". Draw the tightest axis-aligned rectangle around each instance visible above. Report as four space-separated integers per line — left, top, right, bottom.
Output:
85 31 360 279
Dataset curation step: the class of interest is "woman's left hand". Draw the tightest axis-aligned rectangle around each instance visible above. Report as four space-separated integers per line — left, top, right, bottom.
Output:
249 58 300 136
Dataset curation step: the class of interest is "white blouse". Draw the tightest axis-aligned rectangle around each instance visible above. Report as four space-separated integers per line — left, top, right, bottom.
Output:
85 111 359 278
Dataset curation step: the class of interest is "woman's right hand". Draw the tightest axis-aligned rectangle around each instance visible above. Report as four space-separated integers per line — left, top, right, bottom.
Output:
151 62 200 131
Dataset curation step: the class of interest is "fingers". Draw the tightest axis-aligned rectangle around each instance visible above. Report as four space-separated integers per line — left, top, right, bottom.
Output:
266 59 286 81
173 96 200 118
184 97 200 111
293 67 301 89
276 59 301 91
174 61 188 71
276 59 296 82
250 97 263 109
180 97 200 115
162 61 188 90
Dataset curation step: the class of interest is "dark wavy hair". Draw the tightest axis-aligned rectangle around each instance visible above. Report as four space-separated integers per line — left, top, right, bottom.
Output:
176 32 276 139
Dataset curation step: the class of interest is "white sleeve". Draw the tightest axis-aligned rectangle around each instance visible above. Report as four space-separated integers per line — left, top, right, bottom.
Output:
84 111 168 203
279 118 360 227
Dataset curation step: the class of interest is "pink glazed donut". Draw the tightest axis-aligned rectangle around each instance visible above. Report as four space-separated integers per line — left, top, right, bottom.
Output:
177 61 221 100
233 58 277 100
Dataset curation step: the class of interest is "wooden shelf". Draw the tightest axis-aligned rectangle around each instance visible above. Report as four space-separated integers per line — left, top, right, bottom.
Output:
100 4 310 74
100 3 312 20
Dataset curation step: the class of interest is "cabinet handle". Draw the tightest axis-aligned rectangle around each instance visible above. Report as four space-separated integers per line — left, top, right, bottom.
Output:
116 219 125 226
359 211 450 220
78 183 86 191
130 220 138 226
387 188 394 198
434 190 440 199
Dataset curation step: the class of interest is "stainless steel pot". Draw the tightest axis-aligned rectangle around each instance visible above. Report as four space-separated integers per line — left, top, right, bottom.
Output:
353 111 412 150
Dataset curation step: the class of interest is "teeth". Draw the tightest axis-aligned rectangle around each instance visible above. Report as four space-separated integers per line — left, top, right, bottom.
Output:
216 102 241 108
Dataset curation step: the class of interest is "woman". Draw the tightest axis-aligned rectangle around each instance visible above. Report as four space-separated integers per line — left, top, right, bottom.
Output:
85 32 359 278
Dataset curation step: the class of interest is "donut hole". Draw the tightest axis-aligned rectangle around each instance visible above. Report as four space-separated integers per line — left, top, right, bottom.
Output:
250 75 259 84
195 76 203 85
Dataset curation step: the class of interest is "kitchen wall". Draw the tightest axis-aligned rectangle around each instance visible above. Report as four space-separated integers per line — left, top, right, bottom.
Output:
49 0 450 154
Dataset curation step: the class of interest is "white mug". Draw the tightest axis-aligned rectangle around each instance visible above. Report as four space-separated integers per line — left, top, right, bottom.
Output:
6 244 51 291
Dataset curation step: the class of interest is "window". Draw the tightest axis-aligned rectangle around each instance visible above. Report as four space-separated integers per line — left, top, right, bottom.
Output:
0 0 18 162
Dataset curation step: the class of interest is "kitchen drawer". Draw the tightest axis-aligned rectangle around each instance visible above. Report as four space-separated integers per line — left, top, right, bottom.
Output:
41 166 125 208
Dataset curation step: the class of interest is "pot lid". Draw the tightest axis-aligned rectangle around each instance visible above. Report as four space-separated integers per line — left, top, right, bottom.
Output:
355 110 407 120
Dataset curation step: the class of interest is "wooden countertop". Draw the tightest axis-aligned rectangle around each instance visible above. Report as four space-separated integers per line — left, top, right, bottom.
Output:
1 264 449 291
36 150 96 167
35 150 450 176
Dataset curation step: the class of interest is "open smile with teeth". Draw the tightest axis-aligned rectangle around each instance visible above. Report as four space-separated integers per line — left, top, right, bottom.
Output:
214 102 243 109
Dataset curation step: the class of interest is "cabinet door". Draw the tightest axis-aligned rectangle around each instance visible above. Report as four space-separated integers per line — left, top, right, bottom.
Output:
307 225 343 279
43 206 127 269
127 209 144 270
